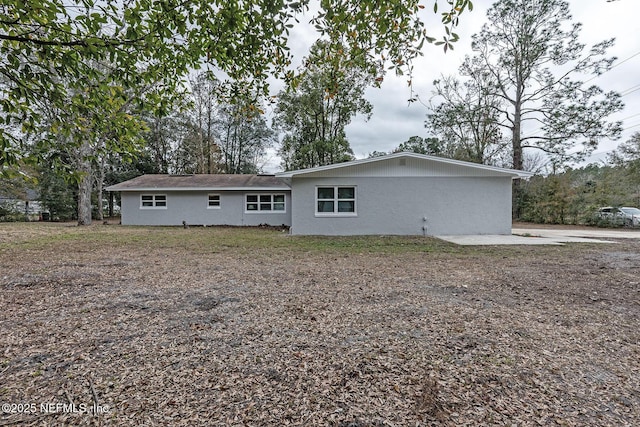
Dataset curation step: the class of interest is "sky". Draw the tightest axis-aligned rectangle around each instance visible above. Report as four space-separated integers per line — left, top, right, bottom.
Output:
262 0 640 172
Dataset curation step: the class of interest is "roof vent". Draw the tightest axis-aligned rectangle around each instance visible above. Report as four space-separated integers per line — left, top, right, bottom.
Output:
399 158 406 166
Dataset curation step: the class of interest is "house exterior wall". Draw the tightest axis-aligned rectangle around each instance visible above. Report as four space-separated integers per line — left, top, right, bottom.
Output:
0 198 43 216
289 176 512 236
120 190 291 226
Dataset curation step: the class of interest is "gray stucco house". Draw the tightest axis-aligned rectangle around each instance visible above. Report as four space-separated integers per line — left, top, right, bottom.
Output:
106 152 531 235
106 174 291 227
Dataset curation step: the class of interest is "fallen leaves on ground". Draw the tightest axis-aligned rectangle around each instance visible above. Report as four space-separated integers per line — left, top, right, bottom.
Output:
0 224 638 426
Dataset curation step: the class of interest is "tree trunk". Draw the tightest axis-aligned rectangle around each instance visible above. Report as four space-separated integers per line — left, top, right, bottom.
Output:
77 163 93 225
96 155 105 221
77 140 93 226
511 83 524 219
512 100 523 171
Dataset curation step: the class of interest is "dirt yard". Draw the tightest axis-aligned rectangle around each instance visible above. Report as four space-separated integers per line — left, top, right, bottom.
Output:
1 223 638 426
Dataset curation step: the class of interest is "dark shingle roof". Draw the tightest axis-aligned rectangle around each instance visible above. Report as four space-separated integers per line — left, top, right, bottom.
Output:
106 174 290 192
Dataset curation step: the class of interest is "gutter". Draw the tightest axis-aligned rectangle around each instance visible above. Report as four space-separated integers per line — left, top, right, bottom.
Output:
105 186 292 192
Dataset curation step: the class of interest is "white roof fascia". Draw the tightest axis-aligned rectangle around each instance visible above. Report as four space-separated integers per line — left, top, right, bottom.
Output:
105 186 291 192
275 152 534 179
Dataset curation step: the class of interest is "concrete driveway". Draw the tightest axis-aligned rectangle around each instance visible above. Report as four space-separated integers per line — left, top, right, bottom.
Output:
437 227 640 245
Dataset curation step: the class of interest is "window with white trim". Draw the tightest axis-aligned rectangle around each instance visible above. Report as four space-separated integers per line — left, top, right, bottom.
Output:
207 194 221 209
140 194 167 208
245 194 285 212
316 186 356 215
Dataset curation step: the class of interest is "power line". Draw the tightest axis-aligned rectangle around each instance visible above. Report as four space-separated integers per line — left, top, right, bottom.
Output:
583 50 640 84
619 112 640 121
610 50 640 71
519 103 640 140
621 84 640 97
521 118 640 140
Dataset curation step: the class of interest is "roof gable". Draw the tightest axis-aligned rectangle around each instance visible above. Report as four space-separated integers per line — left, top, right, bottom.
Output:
276 152 533 179
106 174 290 192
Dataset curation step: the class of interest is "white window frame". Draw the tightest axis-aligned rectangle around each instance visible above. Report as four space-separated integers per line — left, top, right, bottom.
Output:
245 194 286 213
315 186 357 217
207 194 221 209
140 194 167 209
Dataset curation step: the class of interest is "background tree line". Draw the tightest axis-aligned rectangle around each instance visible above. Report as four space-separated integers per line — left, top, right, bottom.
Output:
2 0 636 226
518 133 640 225
14 71 277 221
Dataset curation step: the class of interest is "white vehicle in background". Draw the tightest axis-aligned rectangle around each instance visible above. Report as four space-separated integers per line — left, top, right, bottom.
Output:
597 206 640 227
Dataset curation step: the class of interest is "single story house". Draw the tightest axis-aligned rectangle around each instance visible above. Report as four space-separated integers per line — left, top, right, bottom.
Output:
106 152 532 235
105 174 292 227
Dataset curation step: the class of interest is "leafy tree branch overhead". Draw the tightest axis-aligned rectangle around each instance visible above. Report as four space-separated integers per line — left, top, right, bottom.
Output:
0 0 473 169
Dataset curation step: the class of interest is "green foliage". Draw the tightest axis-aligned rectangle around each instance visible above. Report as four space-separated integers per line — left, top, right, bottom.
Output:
1 0 473 171
275 40 372 170
609 132 640 181
175 72 224 174
215 99 276 174
518 164 640 225
0 0 294 172
367 151 390 158
103 150 161 187
394 136 444 156
427 74 507 164
142 72 275 175
313 0 473 84
519 175 576 224
2 0 474 223
368 136 444 158
37 165 77 221
141 113 187 174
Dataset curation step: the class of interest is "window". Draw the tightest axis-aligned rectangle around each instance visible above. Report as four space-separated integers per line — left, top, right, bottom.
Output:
207 194 221 209
316 186 356 215
245 194 285 212
140 194 166 209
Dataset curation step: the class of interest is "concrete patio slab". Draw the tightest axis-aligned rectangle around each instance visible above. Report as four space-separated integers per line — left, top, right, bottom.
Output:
436 234 565 245
435 227 640 245
512 228 640 239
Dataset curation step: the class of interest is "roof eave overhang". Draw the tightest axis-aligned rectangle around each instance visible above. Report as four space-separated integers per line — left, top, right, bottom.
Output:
105 186 291 192
275 152 535 179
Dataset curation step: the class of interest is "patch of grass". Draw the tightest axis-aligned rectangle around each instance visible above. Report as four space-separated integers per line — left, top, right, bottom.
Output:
1 223 463 256
0 222 600 259
285 234 462 254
